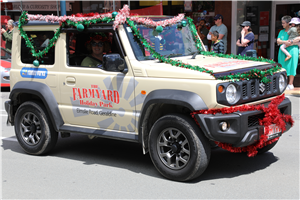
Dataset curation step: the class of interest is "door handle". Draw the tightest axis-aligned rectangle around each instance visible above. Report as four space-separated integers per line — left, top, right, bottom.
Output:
65 77 76 86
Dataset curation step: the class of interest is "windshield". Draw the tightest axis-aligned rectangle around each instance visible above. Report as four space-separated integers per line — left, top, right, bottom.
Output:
124 22 199 61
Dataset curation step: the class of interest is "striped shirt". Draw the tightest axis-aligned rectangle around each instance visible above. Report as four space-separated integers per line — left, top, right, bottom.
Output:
211 40 225 54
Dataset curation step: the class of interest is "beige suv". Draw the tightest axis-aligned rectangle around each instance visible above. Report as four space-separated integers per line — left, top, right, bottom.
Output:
5 13 292 181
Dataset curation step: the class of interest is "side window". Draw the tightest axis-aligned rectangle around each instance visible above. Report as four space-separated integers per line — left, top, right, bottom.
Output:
21 31 55 65
67 31 124 70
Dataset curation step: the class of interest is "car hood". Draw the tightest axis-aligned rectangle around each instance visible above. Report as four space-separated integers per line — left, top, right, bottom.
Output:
140 55 274 80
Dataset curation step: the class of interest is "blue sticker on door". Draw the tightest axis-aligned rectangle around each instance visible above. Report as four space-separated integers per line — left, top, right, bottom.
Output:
20 68 48 79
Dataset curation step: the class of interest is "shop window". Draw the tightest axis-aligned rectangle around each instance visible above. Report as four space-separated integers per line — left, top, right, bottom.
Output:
21 31 55 65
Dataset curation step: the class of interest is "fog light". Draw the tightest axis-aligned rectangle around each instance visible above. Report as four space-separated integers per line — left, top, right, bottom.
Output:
219 122 229 131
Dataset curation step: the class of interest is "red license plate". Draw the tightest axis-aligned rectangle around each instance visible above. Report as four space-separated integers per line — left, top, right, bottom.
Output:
264 124 281 140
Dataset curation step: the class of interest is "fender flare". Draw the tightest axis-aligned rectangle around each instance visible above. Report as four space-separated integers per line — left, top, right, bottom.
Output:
138 89 208 144
9 81 64 131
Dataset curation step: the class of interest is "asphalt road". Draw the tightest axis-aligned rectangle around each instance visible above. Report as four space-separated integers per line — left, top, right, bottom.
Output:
1 90 299 199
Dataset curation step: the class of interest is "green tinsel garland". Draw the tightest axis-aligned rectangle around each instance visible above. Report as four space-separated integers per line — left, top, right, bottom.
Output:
126 18 214 76
18 11 282 83
126 18 281 83
18 11 62 59
186 17 202 52
18 11 113 60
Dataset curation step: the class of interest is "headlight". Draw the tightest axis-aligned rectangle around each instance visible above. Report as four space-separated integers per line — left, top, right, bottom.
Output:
279 74 286 92
226 84 237 104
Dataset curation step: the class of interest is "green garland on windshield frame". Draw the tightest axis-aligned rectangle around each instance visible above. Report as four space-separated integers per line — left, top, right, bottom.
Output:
127 17 282 83
126 18 214 76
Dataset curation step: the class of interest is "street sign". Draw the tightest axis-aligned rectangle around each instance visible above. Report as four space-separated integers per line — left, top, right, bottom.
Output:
0 2 13 11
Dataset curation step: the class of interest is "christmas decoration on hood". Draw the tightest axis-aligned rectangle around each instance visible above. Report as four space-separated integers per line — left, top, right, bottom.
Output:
19 4 282 83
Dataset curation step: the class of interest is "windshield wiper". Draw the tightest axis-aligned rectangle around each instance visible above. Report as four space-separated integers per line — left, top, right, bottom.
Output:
164 53 183 58
190 51 199 59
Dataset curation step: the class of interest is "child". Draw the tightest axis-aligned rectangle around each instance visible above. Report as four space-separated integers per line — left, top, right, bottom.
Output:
280 17 300 61
210 31 225 54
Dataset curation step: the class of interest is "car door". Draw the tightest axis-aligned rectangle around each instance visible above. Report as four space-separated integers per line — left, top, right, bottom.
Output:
58 29 138 134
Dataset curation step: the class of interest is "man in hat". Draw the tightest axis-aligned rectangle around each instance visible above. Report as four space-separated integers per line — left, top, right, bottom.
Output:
236 21 255 56
208 14 228 53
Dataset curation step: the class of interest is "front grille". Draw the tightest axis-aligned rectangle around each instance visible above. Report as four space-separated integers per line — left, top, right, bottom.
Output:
251 82 256 96
216 71 286 106
273 77 277 91
242 84 247 97
266 82 271 92
240 72 283 102
248 113 265 127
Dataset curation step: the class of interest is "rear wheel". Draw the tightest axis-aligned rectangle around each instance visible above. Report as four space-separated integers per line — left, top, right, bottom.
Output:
148 114 211 181
14 101 58 155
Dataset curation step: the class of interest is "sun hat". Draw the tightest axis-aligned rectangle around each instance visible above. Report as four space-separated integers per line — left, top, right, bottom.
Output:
289 17 300 25
240 21 251 27
85 34 109 46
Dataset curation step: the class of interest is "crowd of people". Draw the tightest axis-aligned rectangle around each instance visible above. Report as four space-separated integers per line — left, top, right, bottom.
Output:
196 14 255 56
196 13 299 89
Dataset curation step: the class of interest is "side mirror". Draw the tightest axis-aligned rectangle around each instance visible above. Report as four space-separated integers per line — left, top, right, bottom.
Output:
103 54 128 74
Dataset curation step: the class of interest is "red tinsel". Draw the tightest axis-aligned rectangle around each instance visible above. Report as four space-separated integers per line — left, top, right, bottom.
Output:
191 94 294 157
73 12 99 17
85 34 109 46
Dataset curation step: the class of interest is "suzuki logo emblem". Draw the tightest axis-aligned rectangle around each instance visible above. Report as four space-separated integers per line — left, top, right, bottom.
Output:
259 82 265 94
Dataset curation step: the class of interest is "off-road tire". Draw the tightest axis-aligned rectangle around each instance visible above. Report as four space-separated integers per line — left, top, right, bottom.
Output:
148 114 211 182
14 101 58 155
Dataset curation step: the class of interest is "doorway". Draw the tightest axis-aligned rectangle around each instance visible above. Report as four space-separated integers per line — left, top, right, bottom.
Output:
273 3 300 62
270 1 300 60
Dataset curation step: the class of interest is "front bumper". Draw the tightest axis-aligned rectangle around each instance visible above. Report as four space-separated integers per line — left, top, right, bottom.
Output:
195 97 292 147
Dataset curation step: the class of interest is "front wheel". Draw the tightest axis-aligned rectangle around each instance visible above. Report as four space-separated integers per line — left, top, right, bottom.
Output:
148 114 211 181
14 101 58 155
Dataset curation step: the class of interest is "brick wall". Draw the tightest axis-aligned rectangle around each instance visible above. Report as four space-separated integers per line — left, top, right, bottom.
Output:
72 1 82 14
215 1 232 54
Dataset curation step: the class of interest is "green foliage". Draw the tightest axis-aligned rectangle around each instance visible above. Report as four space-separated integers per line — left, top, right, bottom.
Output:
18 11 113 60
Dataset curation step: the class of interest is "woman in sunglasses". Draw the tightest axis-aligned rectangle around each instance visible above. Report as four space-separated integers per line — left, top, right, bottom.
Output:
81 34 110 67
236 21 255 56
